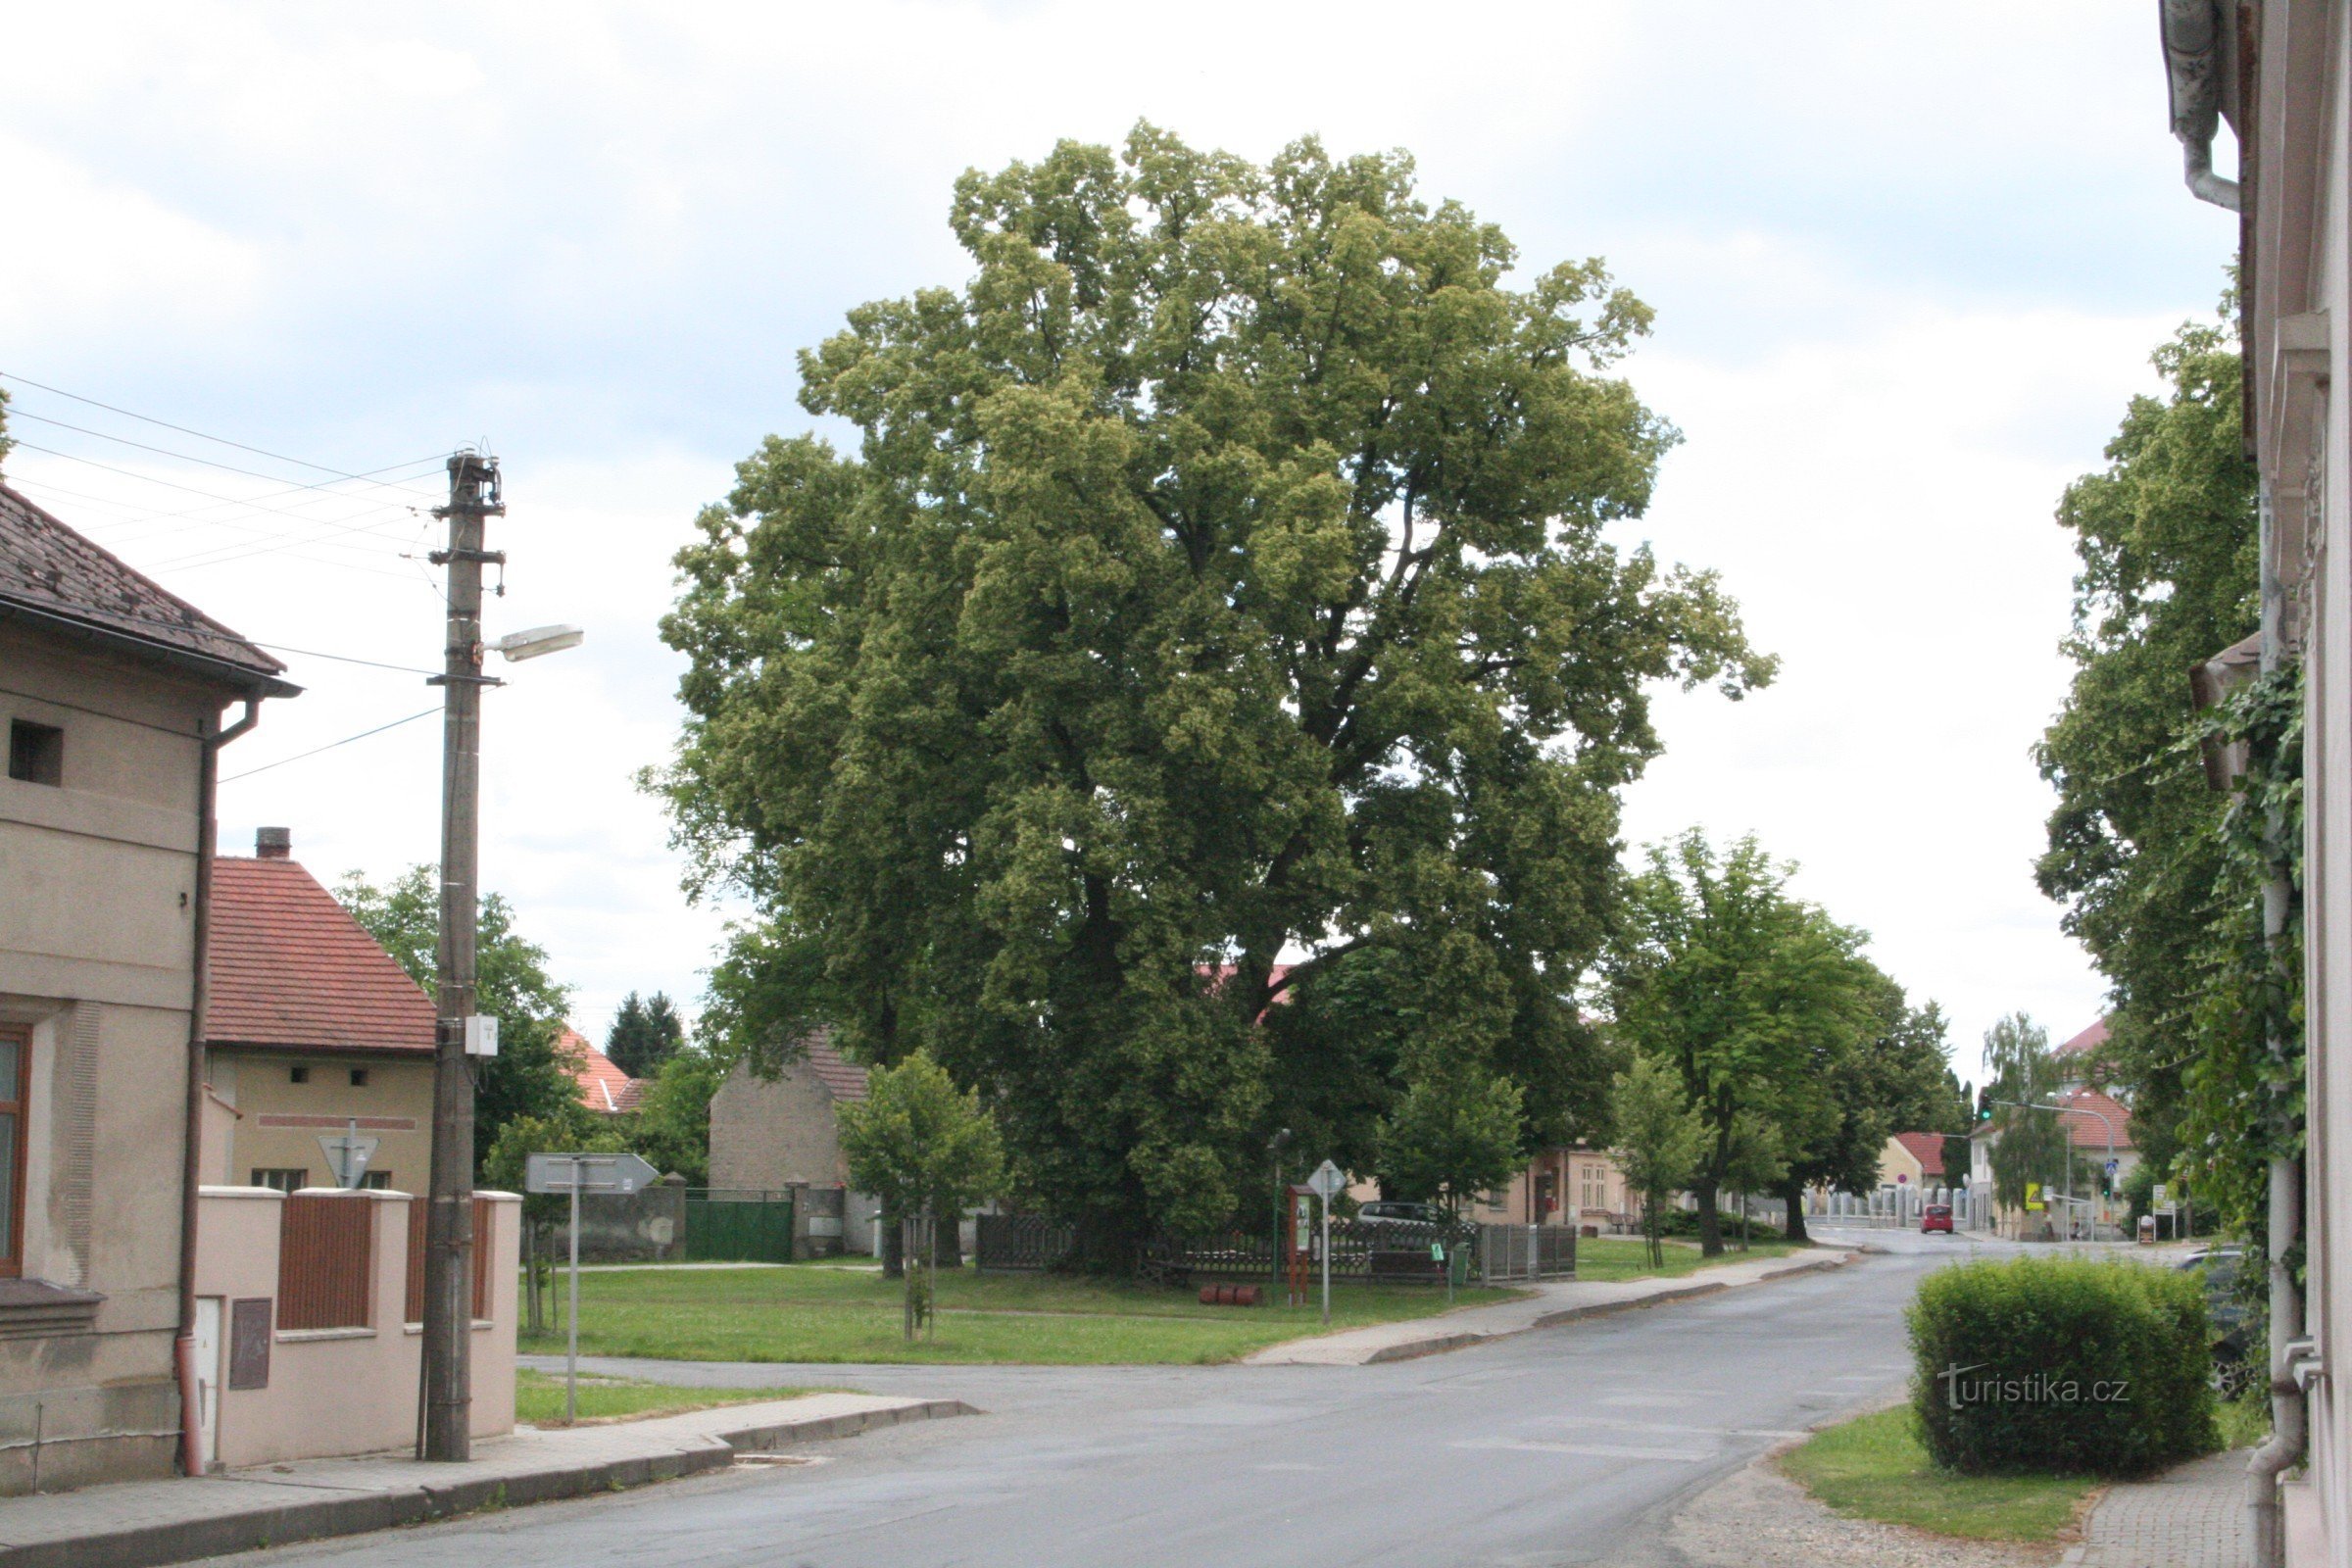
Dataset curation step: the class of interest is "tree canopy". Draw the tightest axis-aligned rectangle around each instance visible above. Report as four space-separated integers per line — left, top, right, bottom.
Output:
654 126 1771 1254
337 865 579 1172
1610 830 1907 1253
605 990 686 1080
2034 304 2256 1175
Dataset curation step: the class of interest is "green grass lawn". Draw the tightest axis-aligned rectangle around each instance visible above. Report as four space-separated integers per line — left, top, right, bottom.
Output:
514 1368 836 1427
1779 1406 2100 1543
518 1263 1524 1365
1573 1237 1799 1283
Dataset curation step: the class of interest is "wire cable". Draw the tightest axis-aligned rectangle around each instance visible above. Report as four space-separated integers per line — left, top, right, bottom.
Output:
0 368 446 498
220 707 441 783
5 407 440 501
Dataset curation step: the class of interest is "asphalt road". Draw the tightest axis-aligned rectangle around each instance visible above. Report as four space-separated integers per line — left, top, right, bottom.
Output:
217 1234 2034 1568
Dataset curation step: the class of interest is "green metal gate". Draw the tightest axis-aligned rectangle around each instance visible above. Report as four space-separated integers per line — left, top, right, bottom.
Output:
684 1191 796 1262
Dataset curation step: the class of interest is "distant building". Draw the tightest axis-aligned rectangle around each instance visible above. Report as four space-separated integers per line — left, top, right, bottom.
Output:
561 1029 645 1116
707 1032 880 1254
200 828 436 1194
1473 1145 1632 1230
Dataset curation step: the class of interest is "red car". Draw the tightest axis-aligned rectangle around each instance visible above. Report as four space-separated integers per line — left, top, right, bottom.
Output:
1921 1203 1954 1234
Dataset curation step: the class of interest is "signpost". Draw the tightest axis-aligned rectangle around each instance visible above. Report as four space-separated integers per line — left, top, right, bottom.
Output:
524 1152 660 1423
318 1118 378 1190
1307 1159 1345 1325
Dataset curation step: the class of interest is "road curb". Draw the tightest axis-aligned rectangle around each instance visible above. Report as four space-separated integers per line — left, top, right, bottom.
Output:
1302 1248 1860 1368
2 1399 977 1568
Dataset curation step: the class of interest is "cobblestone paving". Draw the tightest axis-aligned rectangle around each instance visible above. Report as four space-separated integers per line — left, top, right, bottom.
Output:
2065 1448 2249 1568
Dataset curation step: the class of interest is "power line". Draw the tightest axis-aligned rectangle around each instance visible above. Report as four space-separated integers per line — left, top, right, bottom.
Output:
0 368 445 498
9 441 425 532
5 472 430 575
5 407 441 502
249 642 441 676
220 707 441 784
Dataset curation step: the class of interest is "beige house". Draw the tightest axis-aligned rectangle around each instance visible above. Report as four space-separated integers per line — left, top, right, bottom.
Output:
200 829 437 1192
1472 1145 1631 1230
0 480 295 1491
708 1033 881 1253
2158 6 2352 1557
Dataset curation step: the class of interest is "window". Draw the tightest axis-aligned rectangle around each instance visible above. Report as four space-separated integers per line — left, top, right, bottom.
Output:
361 1171 392 1191
288 1066 309 1085
349 1068 368 1087
0 1027 27 1276
252 1168 308 1194
7 721 62 786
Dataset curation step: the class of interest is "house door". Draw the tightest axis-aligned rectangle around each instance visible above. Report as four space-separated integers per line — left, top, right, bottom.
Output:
192 1298 222 1467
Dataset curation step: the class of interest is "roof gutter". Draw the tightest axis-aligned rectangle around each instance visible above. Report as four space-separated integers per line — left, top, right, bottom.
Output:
2162 0 2243 211
176 696 262 1480
0 594 300 700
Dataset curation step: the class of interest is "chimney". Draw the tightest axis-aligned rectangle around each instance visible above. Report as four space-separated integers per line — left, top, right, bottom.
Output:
256 826 292 859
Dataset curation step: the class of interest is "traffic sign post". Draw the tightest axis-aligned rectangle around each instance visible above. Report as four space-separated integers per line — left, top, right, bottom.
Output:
1307 1160 1345 1325
525 1152 661 1423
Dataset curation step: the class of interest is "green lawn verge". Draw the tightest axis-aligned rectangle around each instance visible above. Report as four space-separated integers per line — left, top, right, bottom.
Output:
1574 1237 1798 1283
1779 1406 2098 1543
518 1263 1523 1365
514 1367 835 1426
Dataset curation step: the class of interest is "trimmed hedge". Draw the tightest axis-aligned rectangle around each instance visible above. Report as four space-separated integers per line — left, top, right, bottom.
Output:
1908 1256 2215 1477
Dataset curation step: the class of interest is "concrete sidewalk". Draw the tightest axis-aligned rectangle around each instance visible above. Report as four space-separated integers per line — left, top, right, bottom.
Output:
1243 1246 1859 1365
0 1393 973 1568
2063 1447 2250 1568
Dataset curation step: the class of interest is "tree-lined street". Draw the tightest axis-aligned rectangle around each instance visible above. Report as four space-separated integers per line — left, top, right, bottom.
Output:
213 1245 1996 1568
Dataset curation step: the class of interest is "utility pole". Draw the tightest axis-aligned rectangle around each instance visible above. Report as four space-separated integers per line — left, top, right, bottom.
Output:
418 452 505 1461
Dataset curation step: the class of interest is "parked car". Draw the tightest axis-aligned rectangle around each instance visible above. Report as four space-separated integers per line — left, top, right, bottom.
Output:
1921 1203 1953 1234
1356 1200 1448 1233
2180 1246 2252 1373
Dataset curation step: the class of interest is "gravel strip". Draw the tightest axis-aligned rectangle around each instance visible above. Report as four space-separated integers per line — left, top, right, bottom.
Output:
1668 1453 2062 1568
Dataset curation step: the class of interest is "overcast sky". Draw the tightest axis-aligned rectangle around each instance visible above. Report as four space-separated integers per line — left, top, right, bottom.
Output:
0 4 2236 1082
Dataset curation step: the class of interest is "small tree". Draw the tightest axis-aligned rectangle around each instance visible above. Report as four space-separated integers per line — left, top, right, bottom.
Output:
1609 1054 1706 1268
838 1052 1004 1331
1376 1069 1525 1220
1721 1109 1786 1251
482 1108 627 1336
1984 1013 2069 1228
629 1045 724 1185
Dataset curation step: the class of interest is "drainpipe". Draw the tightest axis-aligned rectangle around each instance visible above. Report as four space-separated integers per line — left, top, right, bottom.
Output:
176 697 259 1479
2246 484 2305 1568
2162 0 2243 211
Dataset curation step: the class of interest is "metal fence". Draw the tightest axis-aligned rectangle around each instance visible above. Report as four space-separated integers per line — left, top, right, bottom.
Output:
1477 1223 1577 1282
278 1193 373 1330
684 1190 797 1262
404 1195 495 1323
975 1213 1077 1272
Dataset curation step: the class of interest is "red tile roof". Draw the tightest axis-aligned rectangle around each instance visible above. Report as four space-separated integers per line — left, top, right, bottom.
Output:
2057 1088 2133 1152
206 858 435 1054
803 1033 867 1103
0 481 294 695
2057 1018 2110 1056
1891 1131 1950 1178
563 1030 646 1114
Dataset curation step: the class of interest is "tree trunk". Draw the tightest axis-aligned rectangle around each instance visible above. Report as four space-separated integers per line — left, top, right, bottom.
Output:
1778 1176 1809 1244
1694 1182 1723 1256
881 1211 904 1279
523 1221 544 1334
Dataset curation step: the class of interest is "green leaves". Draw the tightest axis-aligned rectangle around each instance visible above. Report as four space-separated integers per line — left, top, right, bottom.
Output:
652 125 1767 1250
1610 829 1901 1251
837 1051 1005 1223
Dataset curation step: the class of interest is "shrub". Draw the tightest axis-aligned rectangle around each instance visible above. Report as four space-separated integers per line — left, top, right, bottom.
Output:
1652 1207 1785 1243
1909 1256 2215 1476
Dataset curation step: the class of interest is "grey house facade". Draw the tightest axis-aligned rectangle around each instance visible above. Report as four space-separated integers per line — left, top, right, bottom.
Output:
707 1034 882 1256
0 481 295 1490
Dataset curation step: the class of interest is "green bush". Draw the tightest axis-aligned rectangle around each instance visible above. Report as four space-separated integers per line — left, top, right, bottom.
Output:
1652 1207 1785 1243
1909 1256 2215 1477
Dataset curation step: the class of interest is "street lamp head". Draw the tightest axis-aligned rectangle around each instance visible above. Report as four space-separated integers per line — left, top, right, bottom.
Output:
494 624 585 662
